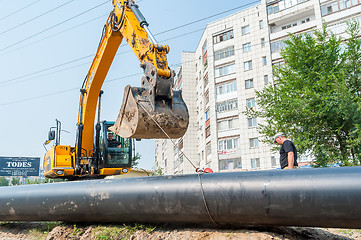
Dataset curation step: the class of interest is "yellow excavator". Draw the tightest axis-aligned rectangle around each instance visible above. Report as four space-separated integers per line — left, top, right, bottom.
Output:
43 0 189 180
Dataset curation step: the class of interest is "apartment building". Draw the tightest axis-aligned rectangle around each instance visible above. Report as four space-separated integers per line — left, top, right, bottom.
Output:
155 0 361 175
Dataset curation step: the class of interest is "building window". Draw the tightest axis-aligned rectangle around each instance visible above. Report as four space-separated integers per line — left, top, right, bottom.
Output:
216 99 238 113
281 23 297 30
271 156 277 168
267 0 311 15
248 117 257 128
204 90 209 105
271 39 286 54
250 138 259 148
259 20 264 29
217 118 239 131
251 158 260 169
242 42 251 53
263 56 267 65
245 79 254 89
205 109 210 121
301 18 311 24
204 73 209 87
202 40 208 70
242 25 250 35
264 75 269 84
214 46 235 61
216 80 237 96
246 97 256 108
175 154 184 168
206 142 212 156
261 38 265 47
213 29 234 44
219 158 242 170
215 63 235 78
179 138 184 149
267 2 279 14
244 60 253 71
205 126 211 138
218 137 239 153
174 145 178 156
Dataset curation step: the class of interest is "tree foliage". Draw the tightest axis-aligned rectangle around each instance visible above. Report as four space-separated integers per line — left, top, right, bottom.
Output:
247 21 361 166
132 152 141 167
0 177 9 186
10 177 21 185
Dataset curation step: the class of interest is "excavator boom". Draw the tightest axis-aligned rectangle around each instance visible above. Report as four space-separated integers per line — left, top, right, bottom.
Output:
109 0 189 139
43 0 188 179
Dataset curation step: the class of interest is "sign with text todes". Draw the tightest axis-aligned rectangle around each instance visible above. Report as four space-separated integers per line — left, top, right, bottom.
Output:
0 157 40 176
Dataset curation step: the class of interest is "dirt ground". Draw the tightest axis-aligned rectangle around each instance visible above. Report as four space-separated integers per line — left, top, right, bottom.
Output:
0 222 360 240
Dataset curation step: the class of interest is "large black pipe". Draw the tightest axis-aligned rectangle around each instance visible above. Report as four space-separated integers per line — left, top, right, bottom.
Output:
1 167 361 228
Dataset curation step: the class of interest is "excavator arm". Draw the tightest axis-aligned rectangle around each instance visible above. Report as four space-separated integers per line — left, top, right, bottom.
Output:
72 0 188 176
44 0 188 179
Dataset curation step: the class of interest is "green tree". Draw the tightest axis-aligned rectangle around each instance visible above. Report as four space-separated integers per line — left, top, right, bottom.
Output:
0 177 9 186
10 177 21 185
132 152 141 167
247 21 361 167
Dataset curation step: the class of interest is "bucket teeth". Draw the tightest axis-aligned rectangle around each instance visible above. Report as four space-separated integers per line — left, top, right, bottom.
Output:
109 85 189 139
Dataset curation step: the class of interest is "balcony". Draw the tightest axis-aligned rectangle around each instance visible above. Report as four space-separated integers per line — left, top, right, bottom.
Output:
268 0 314 24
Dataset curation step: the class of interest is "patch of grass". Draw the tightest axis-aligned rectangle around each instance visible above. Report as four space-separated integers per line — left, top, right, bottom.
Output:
29 222 63 236
338 229 353 236
28 228 46 240
94 223 157 240
71 224 84 236
146 224 157 234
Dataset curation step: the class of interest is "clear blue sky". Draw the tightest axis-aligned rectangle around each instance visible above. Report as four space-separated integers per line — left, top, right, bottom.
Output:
0 0 258 170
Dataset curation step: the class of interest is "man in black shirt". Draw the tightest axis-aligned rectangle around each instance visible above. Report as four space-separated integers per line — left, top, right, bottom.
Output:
107 132 121 148
274 132 298 169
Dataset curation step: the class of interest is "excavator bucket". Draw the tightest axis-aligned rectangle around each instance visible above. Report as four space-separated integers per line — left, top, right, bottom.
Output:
110 85 189 139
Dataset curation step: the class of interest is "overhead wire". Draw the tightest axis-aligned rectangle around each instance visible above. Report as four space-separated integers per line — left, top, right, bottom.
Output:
0 0 41 23
0 72 143 107
155 0 259 36
0 14 108 56
0 26 272 88
0 1 262 86
0 1 108 53
0 1 267 106
0 1 145 55
0 33 273 107
0 27 207 87
0 0 75 36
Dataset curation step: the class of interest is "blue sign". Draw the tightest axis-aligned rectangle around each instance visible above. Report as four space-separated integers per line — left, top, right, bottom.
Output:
0 157 40 176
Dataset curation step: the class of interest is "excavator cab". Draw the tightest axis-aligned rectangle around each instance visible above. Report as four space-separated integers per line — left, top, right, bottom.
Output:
43 120 132 179
101 121 132 169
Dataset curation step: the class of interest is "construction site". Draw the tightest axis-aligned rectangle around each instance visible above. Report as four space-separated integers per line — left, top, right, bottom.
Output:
1 0 361 239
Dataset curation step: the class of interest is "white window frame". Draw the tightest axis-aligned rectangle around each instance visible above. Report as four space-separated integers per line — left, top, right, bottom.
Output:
215 63 235 78
218 137 239 151
242 42 251 53
244 60 253 71
216 81 237 96
251 158 261 169
245 79 254 89
250 138 259 148
242 25 250 35
216 99 238 113
246 97 256 108
248 117 257 128
214 46 235 61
